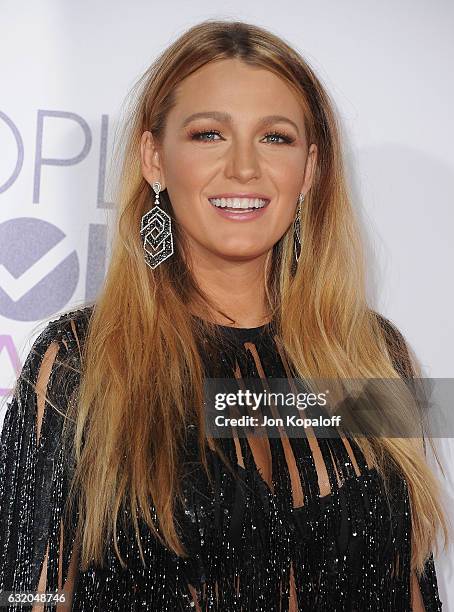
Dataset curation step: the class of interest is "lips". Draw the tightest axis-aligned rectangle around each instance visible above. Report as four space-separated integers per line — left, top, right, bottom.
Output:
207 196 270 221
207 193 271 200
208 195 271 214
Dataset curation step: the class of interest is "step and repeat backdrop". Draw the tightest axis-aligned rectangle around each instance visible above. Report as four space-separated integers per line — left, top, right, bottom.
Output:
1 0 453 605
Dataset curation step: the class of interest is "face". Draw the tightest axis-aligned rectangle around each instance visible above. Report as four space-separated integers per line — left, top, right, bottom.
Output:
140 58 317 264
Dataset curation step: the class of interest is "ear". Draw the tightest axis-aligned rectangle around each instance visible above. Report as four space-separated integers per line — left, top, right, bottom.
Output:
140 131 166 189
301 143 317 195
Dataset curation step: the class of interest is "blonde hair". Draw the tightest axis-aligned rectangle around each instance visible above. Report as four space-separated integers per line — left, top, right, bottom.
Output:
57 19 447 576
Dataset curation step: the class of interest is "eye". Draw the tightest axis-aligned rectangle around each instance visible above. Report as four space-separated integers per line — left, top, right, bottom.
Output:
189 129 222 142
263 131 295 144
187 128 295 144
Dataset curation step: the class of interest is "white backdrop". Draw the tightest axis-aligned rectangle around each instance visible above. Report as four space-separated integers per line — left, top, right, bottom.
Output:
1 0 453 606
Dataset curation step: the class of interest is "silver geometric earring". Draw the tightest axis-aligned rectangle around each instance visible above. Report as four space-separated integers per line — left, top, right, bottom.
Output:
140 181 174 269
294 192 305 263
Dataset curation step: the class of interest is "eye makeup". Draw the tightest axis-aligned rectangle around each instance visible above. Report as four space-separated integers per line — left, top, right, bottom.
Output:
187 128 296 145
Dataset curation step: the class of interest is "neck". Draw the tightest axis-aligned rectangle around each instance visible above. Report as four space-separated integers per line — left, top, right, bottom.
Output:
187 246 272 328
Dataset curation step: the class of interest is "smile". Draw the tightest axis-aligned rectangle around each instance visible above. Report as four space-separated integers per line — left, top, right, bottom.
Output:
208 197 270 212
207 196 270 221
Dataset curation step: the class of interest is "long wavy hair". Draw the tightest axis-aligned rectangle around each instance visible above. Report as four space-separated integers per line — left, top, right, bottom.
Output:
57 19 447 575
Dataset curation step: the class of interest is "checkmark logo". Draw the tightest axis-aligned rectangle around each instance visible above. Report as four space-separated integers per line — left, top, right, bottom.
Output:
0 217 79 321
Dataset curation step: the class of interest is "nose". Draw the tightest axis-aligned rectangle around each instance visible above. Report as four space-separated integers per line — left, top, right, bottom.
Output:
224 137 261 182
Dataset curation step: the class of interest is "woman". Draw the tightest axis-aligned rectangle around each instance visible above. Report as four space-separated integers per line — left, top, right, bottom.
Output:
0 20 448 611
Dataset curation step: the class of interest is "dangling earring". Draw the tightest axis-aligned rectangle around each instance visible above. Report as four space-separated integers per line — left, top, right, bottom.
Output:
140 181 174 269
294 192 305 263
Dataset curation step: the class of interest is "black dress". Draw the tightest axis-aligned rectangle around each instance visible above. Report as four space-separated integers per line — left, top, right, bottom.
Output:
0 306 442 611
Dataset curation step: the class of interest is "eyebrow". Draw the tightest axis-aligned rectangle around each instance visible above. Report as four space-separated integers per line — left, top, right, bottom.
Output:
181 111 300 135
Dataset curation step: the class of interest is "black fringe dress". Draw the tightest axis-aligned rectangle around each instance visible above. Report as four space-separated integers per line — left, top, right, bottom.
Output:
0 306 442 610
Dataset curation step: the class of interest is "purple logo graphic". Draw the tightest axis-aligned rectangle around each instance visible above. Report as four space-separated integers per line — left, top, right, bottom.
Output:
0 217 79 321
0 335 21 396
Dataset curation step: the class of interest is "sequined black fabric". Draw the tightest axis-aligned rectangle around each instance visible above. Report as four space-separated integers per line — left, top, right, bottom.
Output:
0 306 442 611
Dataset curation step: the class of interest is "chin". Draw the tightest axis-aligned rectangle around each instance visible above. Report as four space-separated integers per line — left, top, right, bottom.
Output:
215 249 268 261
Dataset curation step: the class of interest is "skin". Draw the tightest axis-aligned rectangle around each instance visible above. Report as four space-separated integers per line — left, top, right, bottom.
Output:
140 57 317 328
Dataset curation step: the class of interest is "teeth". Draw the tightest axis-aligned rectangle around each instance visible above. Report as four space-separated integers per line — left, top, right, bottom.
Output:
209 197 268 209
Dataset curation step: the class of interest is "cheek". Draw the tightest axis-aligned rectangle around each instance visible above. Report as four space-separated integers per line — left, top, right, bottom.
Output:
272 160 303 193
270 167 303 225
268 163 302 213
267 203 297 243
164 148 213 205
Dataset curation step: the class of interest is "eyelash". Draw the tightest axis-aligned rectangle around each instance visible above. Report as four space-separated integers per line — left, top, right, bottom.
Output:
188 129 295 144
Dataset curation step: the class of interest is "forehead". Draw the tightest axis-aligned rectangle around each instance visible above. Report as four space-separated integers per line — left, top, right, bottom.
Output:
169 58 305 126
